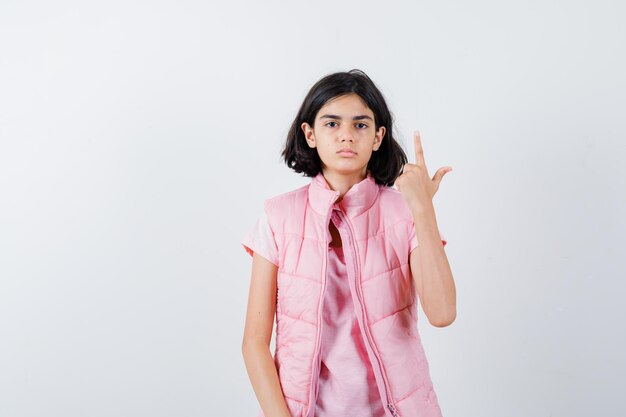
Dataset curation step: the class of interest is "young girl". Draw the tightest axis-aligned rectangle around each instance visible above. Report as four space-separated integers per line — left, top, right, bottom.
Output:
241 69 456 417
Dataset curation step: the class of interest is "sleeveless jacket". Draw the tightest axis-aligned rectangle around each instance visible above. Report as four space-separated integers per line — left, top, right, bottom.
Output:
242 170 446 417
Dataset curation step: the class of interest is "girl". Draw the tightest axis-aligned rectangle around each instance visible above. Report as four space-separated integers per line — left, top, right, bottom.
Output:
241 69 456 417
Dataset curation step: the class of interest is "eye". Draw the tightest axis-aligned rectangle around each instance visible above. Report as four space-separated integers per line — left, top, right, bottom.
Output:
356 122 368 129
325 121 338 127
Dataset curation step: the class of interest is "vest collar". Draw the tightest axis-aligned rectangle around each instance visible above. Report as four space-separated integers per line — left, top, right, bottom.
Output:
308 169 379 219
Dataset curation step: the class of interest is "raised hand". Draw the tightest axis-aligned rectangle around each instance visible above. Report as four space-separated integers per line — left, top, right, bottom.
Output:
396 131 452 214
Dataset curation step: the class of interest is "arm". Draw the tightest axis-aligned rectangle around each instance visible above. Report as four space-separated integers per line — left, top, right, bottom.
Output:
409 205 456 327
396 131 455 328
241 253 291 417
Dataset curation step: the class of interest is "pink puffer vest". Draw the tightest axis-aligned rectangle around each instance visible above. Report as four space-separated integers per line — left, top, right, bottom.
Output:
250 170 444 417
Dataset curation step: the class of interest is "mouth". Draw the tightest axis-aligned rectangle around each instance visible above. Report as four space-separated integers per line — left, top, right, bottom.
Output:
337 148 357 156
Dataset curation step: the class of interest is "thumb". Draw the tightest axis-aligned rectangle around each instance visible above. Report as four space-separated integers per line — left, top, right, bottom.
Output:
433 166 452 186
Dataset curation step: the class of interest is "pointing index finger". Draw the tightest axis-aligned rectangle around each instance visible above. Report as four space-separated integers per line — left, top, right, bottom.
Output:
414 130 425 165
413 130 431 177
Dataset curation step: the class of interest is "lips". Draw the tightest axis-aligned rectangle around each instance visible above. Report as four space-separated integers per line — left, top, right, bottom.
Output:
337 148 356 155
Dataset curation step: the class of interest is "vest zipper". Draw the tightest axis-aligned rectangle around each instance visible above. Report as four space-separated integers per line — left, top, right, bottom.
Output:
306 192 340 417
335 209 401 417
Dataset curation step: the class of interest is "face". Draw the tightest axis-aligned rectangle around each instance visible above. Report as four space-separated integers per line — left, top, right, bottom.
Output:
301 93 386 179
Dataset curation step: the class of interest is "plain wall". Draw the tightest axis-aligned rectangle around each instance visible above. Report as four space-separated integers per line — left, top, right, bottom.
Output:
1 1 624 416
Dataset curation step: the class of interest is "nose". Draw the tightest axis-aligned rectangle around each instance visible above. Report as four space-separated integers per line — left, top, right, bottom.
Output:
338 126 355 142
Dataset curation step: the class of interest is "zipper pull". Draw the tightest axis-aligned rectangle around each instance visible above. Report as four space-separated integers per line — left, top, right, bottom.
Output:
387 403 400 417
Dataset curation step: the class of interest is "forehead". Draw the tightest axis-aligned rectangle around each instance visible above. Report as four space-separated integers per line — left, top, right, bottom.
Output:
316 93 373 117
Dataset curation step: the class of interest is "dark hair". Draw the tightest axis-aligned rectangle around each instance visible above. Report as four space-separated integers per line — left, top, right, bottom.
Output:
281 69 408 186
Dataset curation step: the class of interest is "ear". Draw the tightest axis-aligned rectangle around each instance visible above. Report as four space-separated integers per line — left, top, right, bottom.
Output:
373 125 386 151
301 122 316 148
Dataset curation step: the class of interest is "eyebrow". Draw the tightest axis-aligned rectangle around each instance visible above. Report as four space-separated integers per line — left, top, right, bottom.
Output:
319 114 374 122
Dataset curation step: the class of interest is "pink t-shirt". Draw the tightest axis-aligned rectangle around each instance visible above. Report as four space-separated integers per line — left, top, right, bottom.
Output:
241 206 447 416
314 207 386 417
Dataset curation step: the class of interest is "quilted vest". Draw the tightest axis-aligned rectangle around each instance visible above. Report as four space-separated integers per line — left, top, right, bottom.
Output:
255 169 444 417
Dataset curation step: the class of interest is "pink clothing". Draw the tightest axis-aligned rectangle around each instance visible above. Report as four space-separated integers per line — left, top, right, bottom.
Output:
242 209 279 267
244 201 436 417
242 170 448 417
242 196 433 268
314 206 386 417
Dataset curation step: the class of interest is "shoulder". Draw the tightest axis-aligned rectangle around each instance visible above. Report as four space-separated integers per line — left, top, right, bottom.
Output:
261 182 310 228
377 185 413 221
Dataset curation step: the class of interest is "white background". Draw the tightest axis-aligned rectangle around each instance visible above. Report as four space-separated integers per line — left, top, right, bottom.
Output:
1 1 625 416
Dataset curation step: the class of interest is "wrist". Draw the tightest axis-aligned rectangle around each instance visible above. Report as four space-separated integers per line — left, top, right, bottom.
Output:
410 201 435 220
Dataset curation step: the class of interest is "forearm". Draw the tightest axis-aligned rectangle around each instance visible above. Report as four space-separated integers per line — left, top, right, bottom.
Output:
242 340 291 417
412 205 456 326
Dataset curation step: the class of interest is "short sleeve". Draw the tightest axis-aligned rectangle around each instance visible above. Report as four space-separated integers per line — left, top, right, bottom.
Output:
241 209 279 267
409 222 447 253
